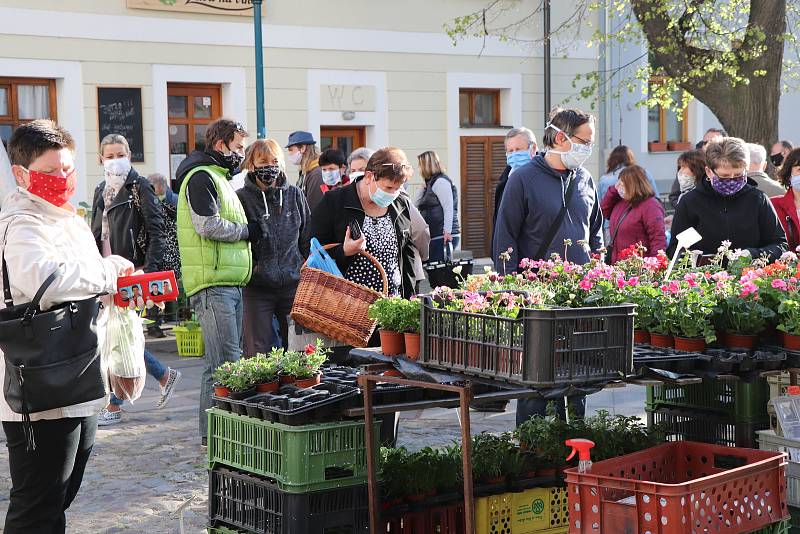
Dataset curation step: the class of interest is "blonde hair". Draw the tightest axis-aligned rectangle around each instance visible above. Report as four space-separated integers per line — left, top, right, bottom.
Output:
99 133 130 159
243 139 285 172
417 150 445 180
300 144 320 174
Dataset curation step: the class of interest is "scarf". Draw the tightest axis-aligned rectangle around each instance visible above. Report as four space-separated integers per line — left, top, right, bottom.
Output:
100 173 127 255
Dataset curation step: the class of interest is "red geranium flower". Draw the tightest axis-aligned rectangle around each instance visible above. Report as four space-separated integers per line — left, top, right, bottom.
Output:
304 344 316 355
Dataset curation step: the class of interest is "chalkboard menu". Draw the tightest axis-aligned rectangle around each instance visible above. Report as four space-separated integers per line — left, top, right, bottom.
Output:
97 87 144 162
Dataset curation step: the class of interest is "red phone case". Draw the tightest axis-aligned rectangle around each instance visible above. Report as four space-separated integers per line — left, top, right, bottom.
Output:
113 271 178 308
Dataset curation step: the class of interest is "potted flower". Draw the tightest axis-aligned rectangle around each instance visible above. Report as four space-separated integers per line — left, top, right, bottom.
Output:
662 280 716 351
251 352 280 393
778 298 800 350
217 359 257 400
212 361 234 397
399 298 421 359
715 291 775 350
471 433 508 484
627 283 661 344
281 340 330 388
369 297 407 355
275 349 297 384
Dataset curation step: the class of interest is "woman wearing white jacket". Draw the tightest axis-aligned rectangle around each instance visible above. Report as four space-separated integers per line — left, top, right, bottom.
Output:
2 120 133 533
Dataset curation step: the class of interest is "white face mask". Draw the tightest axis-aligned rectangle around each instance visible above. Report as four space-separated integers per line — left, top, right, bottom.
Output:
349 171 365 181
615 183 626 198
677 172 695 192
545 123 592 170
791 174 800 191
288 151 303 166
103 157 131 177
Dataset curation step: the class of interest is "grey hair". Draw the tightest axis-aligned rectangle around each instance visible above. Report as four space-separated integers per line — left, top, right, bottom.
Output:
747 143 767 166
541 108 595 148
147 172 168 186
505 127 536 148
348 147 374 166
99 133 130 156
706 137 750 170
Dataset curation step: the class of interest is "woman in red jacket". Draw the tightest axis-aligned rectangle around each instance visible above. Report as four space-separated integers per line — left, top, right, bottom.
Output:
770 148 800 251
601 164 667 262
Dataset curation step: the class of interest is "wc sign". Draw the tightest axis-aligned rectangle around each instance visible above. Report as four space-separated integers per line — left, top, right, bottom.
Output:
320 85 376 112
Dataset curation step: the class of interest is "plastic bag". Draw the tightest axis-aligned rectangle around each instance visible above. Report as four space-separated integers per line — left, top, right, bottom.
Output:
103 304 146 403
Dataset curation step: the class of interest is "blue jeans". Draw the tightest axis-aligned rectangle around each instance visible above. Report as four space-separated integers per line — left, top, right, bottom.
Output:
515 395 587 427
191 286 244 438
108 349 167 406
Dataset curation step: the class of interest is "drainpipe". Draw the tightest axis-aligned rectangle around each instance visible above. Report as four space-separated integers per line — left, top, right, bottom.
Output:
252 0 267 138
543 0 551 123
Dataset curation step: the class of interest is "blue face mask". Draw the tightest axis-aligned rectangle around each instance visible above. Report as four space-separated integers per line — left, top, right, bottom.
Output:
792 174 800 191
369 179 400 208
321 169 341 186
506 149 532 170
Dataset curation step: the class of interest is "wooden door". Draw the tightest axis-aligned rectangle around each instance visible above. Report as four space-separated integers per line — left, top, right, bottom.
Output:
167 83 222 183
320 126 365 160
460 136 506 257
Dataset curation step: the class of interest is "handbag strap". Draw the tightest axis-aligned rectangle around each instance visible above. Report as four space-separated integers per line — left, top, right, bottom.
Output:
608 205 633 250
534 171 577 260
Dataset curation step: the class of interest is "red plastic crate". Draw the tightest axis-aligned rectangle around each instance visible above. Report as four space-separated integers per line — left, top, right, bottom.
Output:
565 441 788 534
383 502 465 534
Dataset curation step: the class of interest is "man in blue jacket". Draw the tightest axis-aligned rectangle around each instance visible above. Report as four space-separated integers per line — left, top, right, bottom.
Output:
493 107 604 425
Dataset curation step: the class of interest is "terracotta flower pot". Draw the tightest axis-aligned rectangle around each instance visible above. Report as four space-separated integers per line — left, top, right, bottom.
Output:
633 330 651 344
784 333 800 351
723 332 757 350
279 373 296 385
381 369 405 378
648 141 668 152
536 467 556 478
379 330 405 356
674 337 706 353
649 333 674 348
256 380 279 393
295 372 322 389
404 332 420 359
213 384 230 398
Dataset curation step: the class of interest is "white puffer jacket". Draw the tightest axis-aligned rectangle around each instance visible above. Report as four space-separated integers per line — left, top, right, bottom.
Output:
0 188 127 422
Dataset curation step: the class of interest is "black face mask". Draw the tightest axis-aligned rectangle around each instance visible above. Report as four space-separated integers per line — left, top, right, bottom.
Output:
249 165 281 187
213 147 244 172
771 153 785 167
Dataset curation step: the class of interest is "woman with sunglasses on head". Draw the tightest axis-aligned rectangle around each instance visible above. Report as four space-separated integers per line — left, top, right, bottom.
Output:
667 137 786 260
236 139 310 355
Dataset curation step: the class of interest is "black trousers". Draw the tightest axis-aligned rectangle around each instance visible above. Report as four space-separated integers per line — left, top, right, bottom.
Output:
242 285 296 355
3 415 97 534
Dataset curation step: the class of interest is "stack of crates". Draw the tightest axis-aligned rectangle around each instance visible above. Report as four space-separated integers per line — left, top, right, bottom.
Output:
474 486 568 534
206 407 377 533
758 429 800 533
645 378 770 447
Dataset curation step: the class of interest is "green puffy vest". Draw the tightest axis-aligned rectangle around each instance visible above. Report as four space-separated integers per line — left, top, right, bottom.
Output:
177 164 252 297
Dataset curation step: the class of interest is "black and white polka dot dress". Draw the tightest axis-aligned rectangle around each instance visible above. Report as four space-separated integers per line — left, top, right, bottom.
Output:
345 215 401 296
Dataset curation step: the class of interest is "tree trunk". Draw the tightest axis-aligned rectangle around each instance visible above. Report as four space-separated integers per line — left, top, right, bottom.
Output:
632 0 786 148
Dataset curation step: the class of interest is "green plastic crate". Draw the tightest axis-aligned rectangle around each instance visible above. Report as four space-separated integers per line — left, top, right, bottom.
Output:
646 378 769 421
754 519 792 534
207 408 378 493
207 527 243 534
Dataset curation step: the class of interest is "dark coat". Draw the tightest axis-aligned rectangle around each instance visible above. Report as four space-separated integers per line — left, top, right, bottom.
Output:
91 167 165 272
770 189 800 251
667 176 787 260
417 172 460 239
236 173 310 289
492 164 512 228
309 179 415 298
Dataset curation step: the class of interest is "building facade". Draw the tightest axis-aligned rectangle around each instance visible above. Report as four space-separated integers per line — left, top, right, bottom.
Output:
0 0 599 257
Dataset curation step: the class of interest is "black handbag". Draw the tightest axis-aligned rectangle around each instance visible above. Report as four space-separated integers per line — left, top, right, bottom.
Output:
0 250 105 450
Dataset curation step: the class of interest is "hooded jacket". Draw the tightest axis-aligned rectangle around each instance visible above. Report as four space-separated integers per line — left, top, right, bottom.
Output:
91 167 165 272
770 189 800 251
667 176 787 260
492 155 603 270
600 186 666 262
236 172 311 289
0 188 122 422
309 178 416 298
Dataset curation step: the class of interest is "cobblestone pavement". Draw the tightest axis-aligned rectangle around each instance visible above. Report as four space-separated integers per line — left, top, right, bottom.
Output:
0 333 646 533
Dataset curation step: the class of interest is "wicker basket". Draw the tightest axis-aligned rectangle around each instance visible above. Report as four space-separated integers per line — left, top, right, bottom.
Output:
290 244 387 347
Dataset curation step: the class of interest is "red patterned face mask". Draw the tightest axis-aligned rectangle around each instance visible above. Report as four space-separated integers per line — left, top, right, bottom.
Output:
25 168 77 206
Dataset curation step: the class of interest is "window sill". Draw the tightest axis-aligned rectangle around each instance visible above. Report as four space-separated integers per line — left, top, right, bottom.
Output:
459 125 514 129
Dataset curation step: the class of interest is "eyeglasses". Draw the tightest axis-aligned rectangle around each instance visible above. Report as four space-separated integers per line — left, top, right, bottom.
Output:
570 134 594 148
546 122 594 149
376 162 413 175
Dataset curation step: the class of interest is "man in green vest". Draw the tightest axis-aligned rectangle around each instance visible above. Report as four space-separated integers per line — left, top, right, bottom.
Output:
175 118 260 444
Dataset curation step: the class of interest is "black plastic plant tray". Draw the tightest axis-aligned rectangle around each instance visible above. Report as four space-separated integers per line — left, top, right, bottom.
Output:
324 364 426 405
632 346 706 373
704 349 786 373
218 381 360 425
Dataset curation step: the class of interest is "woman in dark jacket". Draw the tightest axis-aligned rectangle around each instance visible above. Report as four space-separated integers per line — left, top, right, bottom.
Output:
770 147 800 251
237 139 310 354
667 137 787 260
310 146 416 299
91 134 179 426
601 164 666 262
416 150 459 263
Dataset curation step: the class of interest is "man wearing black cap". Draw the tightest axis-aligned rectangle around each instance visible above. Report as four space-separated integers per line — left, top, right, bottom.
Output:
286 131 323 211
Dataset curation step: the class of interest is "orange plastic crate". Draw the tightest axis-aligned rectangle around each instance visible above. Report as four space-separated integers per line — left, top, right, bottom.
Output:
565 441 788 533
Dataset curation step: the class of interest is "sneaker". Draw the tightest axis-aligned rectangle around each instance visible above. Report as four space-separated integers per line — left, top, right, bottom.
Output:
97 408 122 426
156 369 181 409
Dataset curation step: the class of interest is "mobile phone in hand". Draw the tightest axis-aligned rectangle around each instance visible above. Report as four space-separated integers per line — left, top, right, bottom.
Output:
349 219 362 240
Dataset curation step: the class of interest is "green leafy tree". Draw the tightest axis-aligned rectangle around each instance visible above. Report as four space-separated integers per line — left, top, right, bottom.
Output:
445 0 798 148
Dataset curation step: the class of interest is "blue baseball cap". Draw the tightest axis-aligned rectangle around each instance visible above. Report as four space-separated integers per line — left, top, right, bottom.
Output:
286 131 316 147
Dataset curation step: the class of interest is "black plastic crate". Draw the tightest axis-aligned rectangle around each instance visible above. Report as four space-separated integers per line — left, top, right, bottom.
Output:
424 258 474 289
208 466 368 534
418 293 635 387
646 406 769 448
214 381 360 425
